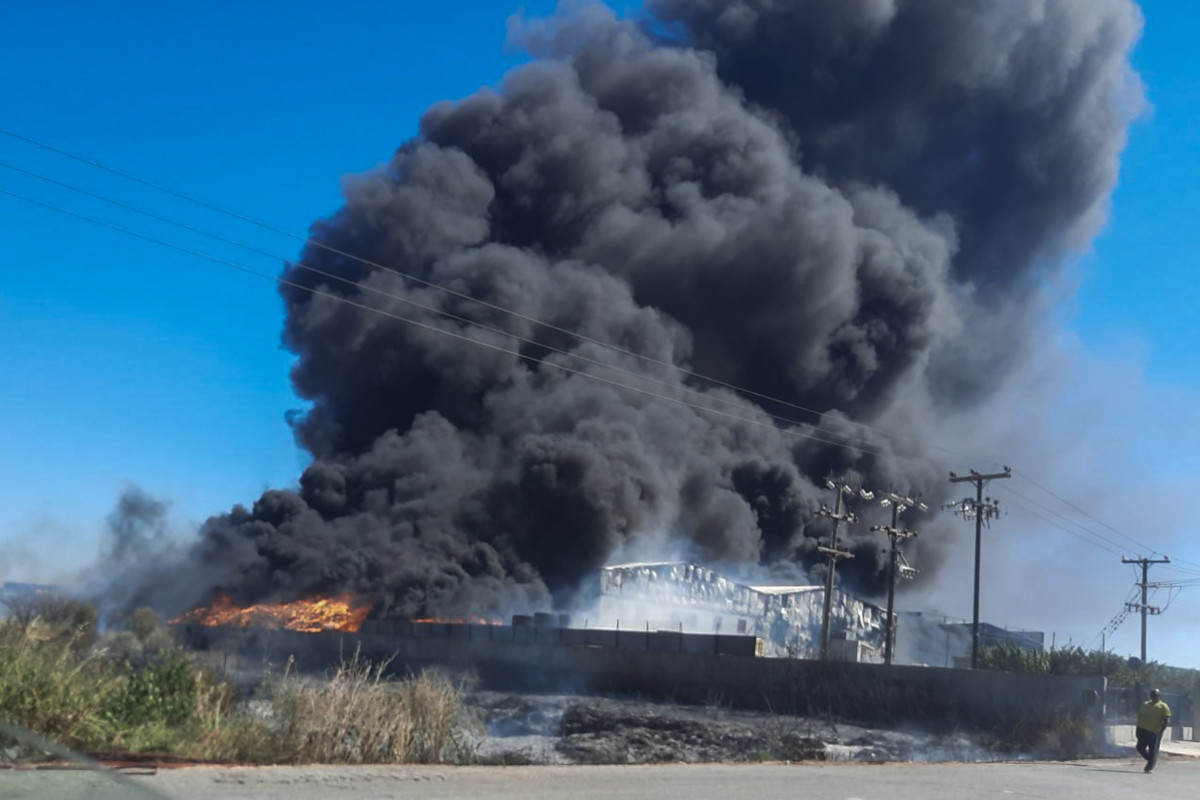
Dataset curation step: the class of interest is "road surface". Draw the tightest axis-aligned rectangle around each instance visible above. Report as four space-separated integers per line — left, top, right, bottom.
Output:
120 757 1198 800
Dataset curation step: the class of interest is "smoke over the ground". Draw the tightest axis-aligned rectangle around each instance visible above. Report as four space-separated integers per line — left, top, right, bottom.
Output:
118 1 1143 619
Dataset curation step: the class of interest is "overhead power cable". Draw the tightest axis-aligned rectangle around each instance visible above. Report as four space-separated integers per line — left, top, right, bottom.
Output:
997 490 1125 558
992 483 1200 567
0 126 935 454
1000 485 1200 575
3 128 1193 572
0 158 917 460
1093 596 1134 648
1011 469 1194 563
0 186 899 459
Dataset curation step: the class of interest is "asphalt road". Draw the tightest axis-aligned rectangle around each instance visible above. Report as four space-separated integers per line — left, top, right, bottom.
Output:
116 757 1197 800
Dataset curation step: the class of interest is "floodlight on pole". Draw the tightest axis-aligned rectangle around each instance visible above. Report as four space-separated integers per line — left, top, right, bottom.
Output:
871 489 922 665
817 476 869 661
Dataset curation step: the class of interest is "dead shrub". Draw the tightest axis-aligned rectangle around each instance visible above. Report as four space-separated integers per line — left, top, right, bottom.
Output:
982 709 1098 760
265 651 479 764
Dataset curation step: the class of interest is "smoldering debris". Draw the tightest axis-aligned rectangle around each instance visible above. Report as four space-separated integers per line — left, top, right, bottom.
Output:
114 0 1143 620
468 691 1013 765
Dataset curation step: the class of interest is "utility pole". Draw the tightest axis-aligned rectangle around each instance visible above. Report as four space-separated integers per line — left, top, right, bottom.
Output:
817 478 873 660
871 491 925 665
948 467 1011 669
1122 555 1170 664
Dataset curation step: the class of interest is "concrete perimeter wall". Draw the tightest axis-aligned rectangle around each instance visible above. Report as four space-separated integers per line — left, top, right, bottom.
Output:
181 624 1104 730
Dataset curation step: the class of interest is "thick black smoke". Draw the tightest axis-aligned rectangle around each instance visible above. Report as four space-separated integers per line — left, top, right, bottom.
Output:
131 1 1141 618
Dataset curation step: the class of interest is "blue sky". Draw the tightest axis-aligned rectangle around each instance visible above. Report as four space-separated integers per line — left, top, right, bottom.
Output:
1075 0 1200 388
0 0 567 531
2 1 1200 665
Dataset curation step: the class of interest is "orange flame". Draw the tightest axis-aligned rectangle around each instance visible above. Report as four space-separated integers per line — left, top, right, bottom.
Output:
171 591 372 633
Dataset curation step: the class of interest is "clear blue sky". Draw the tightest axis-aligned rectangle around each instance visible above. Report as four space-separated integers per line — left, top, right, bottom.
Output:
0 0 567 533
2 0 1199 665
1075 0 1200 387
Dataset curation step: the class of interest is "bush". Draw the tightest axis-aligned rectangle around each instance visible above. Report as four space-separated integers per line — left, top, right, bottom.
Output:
982 709 1098 760
130 607 159 645
0 622 121 749
0 620 477 765
102 654 196 728
0 621 236 754
34 596 98 632
979 643 1200 692
978 644 1050 674
264 653 478 764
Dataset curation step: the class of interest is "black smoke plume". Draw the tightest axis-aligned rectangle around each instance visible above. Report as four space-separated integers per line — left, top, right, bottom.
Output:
127 0 1142 618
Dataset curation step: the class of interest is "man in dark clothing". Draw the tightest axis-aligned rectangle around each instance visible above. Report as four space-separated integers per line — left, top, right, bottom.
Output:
1135 688 1172 773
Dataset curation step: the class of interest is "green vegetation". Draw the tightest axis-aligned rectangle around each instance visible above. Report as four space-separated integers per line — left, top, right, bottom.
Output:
979 643 1200 691
0 598 478 763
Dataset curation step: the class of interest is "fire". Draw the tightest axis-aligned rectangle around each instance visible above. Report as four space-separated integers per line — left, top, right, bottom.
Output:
171 591 372 633
410 616 501 625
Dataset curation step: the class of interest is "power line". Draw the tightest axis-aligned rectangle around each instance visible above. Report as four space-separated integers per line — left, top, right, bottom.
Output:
5 170 1191 578
22 159 1194 658
992 483 1200 568
997 489 1126 558
4 130 1196 579
0 186 903 459
0 126 937 454
1093 595 1134 649
1013 469 1200 569
0 129 1110 483
0 145 992 468
1 158 912 459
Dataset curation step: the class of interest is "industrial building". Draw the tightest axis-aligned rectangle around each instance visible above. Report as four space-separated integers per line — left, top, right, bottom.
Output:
597 562 888 660
895 612 1045 668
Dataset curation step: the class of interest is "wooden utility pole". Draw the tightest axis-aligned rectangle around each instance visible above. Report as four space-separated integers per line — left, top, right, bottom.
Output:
817 478 871 660
1122 555 1170 664
948 467 1011 669
871 491 924 665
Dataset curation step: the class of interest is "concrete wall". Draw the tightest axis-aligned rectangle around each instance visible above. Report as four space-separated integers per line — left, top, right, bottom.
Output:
181 622 1104 730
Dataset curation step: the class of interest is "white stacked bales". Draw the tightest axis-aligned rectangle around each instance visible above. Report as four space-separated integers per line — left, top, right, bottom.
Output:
598 562 886 660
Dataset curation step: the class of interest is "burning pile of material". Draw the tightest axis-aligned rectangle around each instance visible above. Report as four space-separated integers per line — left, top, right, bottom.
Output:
171 591 372 633
117 0 1142 622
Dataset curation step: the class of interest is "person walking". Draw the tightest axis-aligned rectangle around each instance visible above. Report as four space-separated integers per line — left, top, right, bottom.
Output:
1135 688 1172 773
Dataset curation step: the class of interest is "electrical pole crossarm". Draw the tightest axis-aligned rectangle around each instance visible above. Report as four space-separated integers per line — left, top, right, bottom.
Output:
871 491 923 667
817 508 857 524
1122 555 1171 663
948 466 1011 670
949 468 1013 484
817 477 873 661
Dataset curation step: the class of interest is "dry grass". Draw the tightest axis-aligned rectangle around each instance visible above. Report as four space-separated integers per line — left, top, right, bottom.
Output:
981 709 1099 760
199 651 479 764
272 653 476 763
0 616 476 765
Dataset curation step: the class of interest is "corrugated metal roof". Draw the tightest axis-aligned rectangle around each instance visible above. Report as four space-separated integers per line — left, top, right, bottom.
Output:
748 585 822 595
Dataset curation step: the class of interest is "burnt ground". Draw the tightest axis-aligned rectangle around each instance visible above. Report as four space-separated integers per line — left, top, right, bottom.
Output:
465 691 1014 765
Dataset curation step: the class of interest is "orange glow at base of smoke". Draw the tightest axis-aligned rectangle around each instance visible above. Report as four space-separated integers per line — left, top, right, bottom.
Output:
171 591 372 633
409 617 501 625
